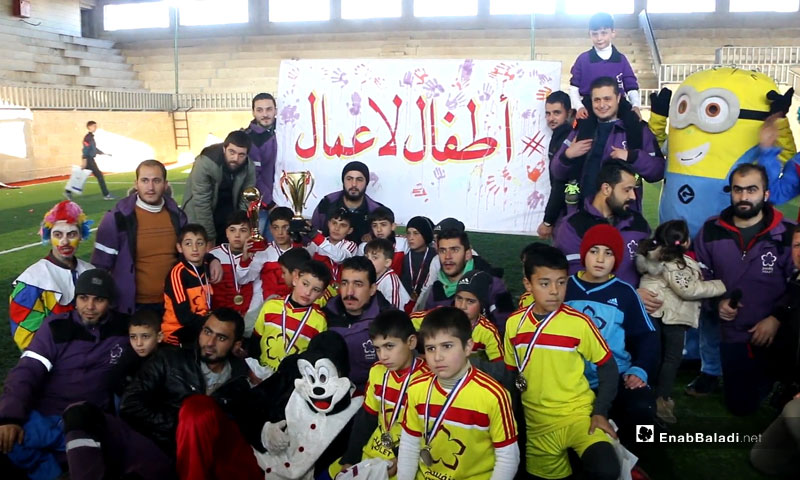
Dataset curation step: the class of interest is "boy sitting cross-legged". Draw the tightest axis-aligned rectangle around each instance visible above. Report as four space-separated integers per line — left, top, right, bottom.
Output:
504 243 620 480
397 307 519 480
250 259 332 380
332 310 430 479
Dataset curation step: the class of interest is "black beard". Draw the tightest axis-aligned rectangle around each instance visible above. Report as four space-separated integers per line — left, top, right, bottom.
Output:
344 190 364 202
733 200 764 220
607 198 633 219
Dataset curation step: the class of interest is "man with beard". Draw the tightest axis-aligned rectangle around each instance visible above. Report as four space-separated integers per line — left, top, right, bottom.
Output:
120 308 263 479
311 161 384 243
322 256 395 391
93 160 193 316
183 130 256 245
554 160 651 286
537 91 576 240
245 93 278 237
690 164 793 414
551 76 664 213
0 270 132 480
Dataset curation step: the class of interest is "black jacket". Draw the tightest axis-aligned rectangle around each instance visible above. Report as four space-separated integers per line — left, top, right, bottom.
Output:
119 345 252 453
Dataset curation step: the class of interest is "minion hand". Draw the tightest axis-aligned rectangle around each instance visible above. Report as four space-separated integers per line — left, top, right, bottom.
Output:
649 88 672 117
767 88 794 117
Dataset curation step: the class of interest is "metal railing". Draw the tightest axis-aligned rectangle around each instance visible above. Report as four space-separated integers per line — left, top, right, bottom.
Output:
0 84 173 111
0 84 258 111
638 9 661 76
716 46 800 65
659 63 794 87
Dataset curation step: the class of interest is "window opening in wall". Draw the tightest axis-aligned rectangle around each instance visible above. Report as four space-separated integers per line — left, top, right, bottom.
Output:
729 0 799 12
269 0 331 22
342 0 402 19
564 0 634 14
179 0 249 26
490 0 557 15
414 0 478 17
103 1 170 31
646 0 715 13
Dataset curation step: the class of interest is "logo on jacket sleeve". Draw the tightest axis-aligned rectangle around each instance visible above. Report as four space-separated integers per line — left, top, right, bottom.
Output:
761 252 777 274
627 240 639 259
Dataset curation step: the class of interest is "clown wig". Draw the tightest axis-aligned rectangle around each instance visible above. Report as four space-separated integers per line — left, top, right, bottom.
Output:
40 200 93 243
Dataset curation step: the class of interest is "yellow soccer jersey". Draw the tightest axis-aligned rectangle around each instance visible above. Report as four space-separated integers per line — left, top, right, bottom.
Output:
402 368 517 480
503 304 611 435
411 310 503 362
254 296 327 369
518 292 534 308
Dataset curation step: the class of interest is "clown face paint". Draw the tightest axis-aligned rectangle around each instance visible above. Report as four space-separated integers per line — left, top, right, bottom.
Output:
50 221 80 263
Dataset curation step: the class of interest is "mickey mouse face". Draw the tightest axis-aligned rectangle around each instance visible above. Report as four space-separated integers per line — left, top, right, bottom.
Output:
295 358 351 414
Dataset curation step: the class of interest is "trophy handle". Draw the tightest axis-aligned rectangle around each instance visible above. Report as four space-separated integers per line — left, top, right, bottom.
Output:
279 171 292 203
302 171 315 208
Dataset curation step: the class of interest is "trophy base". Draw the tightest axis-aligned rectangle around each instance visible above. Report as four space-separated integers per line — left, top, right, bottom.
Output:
250 236 266 251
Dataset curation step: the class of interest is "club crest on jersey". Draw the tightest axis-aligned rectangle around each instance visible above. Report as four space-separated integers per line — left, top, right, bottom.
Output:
761 251 776 274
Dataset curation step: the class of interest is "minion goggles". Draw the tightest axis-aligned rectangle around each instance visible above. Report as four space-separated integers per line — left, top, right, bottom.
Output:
668 85 771 134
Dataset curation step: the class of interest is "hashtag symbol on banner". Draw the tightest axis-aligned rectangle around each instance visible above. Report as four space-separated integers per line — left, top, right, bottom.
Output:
522 131 546 157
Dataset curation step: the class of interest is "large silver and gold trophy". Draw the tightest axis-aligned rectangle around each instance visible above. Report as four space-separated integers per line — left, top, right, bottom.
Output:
279 171 316 240
242 186 266 248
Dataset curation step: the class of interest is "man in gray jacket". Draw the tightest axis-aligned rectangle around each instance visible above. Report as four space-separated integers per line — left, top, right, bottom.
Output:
183 131 256 244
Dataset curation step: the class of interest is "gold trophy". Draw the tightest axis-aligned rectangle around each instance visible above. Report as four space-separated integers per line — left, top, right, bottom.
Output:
242 186 265 244
279 171 315 237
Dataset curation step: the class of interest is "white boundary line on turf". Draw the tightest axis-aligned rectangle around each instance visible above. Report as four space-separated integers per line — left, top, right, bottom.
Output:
0 227 98 256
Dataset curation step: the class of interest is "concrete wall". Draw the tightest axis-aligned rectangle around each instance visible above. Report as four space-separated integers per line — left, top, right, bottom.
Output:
1 0 81 36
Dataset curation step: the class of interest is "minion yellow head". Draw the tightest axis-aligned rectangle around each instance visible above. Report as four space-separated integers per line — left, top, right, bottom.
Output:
667 67 776 179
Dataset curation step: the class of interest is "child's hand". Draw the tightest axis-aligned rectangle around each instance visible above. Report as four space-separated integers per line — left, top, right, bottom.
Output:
759 114 780 149
624 374 646 389
208 258 223 283
589 415 617 439
576 107 589 120
387 458 398 477
361 232 373 243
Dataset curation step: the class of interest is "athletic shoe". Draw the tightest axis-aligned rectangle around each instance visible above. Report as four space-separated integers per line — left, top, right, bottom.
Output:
656 397 677 424
103 194 117 201
685 373 719 397
564 180 581 205
63 190 72 201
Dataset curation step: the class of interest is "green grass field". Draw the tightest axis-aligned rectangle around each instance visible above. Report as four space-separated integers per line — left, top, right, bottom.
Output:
0 174 794 479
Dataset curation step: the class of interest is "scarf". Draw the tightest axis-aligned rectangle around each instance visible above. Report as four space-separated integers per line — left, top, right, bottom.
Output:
439 259 475 298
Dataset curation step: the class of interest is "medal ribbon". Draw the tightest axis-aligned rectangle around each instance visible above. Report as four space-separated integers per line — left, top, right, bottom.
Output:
512 305 558 374
188 262 211 307
272 241 288 256
407 248 429 292
423 368 471 447
281 296 314 354
380 358 419 435
224 244 241 295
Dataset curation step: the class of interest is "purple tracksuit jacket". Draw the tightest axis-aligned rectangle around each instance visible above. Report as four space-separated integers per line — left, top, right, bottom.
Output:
694 204 794 344
0 311 132 424
245 120 277 207
570 46 639 96
311 191 384 243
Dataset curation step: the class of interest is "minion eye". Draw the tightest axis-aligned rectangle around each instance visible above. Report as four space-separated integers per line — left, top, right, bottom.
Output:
699 96 729 124
676 95 690 116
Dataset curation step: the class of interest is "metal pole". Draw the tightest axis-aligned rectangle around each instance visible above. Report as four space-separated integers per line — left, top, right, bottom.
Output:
173 6 180 110
529 13 535 60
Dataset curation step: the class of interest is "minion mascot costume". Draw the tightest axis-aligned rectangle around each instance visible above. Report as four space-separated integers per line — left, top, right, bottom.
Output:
647 67 796 395
649 67 796 236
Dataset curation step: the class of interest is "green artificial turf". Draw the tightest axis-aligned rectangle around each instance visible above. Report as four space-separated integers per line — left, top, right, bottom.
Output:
0 176 796 480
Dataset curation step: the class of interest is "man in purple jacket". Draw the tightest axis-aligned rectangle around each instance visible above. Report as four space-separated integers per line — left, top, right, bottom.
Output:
693 163 794 415
91 160 187 316
554 160 651 287
245 93 278 238
552 76 664 213
311 161 384 243
0 269 132 480
322 256 395 391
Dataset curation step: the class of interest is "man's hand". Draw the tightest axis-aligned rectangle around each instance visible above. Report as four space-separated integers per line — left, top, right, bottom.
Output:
589 415 617 439
759 114 780 149
208 258 223 284
565 139 593 159
624 374 646 389
718 298 740 322
749 315 780 347
637 288 663 314
609 146 628 161
576 107 589 120
0 424 24 454
536 222 553 240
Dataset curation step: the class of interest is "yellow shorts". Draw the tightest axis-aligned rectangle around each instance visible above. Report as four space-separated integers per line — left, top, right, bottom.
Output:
525 416 611 479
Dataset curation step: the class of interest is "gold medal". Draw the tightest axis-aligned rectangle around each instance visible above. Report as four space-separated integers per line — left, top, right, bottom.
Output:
515 374 528 392
420 445 433 466
233 294 244 306
380 432 393 449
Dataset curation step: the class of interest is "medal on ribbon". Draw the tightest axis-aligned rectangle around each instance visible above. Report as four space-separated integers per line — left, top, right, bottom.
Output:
511 305 557 392
379 358 418 450
420 369 471 466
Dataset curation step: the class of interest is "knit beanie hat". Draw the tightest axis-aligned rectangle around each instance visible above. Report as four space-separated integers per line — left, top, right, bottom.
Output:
455 270 492 311
406 216 434 245
433 217 466 235
75 269 116 300
579 224 624 271
341 161 370 183
300 330 350 379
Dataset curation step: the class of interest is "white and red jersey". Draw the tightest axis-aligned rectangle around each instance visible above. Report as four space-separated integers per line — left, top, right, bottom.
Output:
358 235 409 274
376 268 412 311
238 241 295 303
305 233 357 283
209 244 255 319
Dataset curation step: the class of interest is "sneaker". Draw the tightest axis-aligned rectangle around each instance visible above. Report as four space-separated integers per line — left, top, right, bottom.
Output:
103 194 117 201
564 180 581 205
656 397 677 424
685 373 719 397
63 190 72 201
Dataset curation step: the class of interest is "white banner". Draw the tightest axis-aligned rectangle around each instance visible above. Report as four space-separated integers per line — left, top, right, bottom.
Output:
274 59 561 234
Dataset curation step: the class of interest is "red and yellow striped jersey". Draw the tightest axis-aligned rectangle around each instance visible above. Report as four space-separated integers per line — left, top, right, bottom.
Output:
254 296 327 369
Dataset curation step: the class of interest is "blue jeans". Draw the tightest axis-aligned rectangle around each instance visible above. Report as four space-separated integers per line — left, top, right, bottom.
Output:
257 209 274 242
7 411 65 480
698 310 722 377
